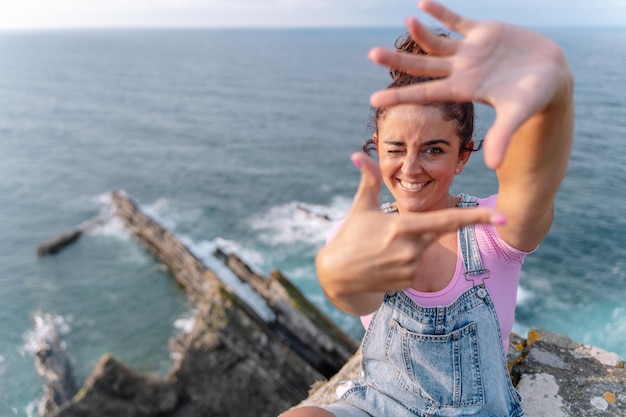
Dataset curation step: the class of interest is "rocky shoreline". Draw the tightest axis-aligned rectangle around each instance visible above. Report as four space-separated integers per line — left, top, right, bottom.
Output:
32 191 625 417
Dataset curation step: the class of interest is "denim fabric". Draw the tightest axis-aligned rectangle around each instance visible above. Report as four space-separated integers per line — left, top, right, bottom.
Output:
334 287 525 417
457 194 491 287
323 401 373 417
323 195 525 417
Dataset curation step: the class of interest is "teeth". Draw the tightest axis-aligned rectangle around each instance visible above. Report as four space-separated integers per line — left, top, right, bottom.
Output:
399 180 428 190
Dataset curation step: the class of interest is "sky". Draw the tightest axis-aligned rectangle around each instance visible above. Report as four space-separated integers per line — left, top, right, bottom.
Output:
1 0 625 30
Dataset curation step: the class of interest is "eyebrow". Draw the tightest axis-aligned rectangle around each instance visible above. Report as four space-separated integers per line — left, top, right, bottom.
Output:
383 139 453 147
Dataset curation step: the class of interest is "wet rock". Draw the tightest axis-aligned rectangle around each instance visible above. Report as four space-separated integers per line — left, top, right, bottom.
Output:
35 190 356 417
29 313 78 417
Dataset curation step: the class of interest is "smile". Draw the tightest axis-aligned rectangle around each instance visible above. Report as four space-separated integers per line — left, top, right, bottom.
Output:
398 179 430 192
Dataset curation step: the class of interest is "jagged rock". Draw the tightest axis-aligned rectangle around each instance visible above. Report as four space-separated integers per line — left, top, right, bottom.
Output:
220 250 357 376
165 285 324 416
37 190 356 417
36 215 110 256
30 313 78 417
55 355 180 417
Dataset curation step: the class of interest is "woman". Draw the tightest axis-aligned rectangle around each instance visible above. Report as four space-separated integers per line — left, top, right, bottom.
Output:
283 1 573 416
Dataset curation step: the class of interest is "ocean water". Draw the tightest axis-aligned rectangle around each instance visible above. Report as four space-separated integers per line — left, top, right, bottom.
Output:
1 26 625 415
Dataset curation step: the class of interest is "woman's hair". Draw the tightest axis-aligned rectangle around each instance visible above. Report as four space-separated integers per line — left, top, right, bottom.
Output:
364 33 479 155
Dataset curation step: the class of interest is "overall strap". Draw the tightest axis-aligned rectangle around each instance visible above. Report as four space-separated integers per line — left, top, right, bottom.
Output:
457 194 490 286
380 202 399 214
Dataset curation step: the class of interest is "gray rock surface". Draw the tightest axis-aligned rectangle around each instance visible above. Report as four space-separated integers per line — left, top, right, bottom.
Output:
511 329 625 416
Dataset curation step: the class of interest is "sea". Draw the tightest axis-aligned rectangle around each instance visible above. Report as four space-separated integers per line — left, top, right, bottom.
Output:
0 26 625 416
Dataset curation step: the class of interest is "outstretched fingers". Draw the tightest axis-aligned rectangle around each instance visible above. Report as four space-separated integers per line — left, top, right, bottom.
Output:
418 0 477 36
402 207 505 236
482 106 528 169
370 78 467 108
348 152 383 213
368 47 452 79
404 16 459 56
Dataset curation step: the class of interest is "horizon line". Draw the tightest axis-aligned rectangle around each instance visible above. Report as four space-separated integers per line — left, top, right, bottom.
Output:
2 22 626 33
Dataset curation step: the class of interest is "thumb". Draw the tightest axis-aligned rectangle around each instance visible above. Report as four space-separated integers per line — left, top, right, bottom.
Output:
484 107 523 169
349 152 383 213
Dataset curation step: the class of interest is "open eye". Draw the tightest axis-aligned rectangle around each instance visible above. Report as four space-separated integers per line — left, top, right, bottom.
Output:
424 146 444 155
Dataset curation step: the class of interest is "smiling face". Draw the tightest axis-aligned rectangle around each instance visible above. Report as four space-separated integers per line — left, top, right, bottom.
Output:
375 104 471 214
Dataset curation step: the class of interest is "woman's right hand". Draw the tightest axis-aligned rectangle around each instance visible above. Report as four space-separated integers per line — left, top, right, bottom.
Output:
367 0 573 170
316 152 503 316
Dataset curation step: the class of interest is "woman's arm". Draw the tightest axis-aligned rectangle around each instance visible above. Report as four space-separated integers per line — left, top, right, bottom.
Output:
495 75 574 250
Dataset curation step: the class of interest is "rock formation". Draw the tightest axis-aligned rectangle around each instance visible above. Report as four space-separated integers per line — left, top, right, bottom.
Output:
29 312 78 417
35 190 356 417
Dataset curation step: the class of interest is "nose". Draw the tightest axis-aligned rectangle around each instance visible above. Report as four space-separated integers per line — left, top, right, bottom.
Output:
401 152 424 176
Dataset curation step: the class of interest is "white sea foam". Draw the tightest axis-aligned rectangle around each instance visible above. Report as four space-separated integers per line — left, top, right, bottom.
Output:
86 192 130 239
25 400 38 417
599 307 626 358
142 198 178 231
90 193 178 239
182 237 276 322
22 313 72 356
87 216 130 239
248 198 350 246
94 192 113 206
213 237 265 275
516 285 532 306
173 310 197 334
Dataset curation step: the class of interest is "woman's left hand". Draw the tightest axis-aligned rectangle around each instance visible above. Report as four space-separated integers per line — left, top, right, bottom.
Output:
367 0 573 169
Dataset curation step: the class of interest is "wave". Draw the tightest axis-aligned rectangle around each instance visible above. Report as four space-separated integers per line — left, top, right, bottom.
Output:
141 197 179 231
516 285 532 306
173 310 197 335
22 313 72 357
86 216 130 239
89 193 181 240
247 197 351 246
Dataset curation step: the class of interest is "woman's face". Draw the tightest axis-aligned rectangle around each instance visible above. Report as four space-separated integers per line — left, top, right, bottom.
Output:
375 104 470 214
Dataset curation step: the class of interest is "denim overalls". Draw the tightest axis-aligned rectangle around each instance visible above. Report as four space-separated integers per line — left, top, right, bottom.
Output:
326 195 525 417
